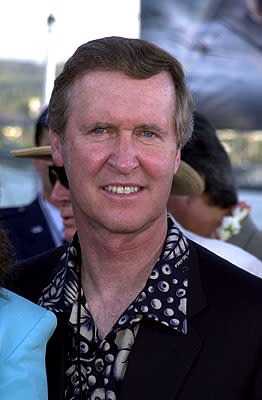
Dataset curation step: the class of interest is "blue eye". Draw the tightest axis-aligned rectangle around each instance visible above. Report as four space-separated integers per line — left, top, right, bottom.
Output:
142 131 154 138
94 127 105 134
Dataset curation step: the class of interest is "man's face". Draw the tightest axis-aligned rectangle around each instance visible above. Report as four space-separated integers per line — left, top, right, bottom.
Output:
51 70 180 234
50 180 76 242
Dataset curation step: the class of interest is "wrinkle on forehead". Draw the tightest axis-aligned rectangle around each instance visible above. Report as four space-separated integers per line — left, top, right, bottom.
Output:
69 70 176 133
71 70 176 107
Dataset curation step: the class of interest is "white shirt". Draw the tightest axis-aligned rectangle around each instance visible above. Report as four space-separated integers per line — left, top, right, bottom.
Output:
170 215 262 278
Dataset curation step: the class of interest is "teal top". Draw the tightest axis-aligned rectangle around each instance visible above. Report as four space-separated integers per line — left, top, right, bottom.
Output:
0 288 56 400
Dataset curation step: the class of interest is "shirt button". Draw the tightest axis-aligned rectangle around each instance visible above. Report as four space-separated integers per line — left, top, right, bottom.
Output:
95 358 104 372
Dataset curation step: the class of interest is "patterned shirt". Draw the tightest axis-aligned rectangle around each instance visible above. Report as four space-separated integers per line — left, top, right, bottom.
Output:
39 215 189 400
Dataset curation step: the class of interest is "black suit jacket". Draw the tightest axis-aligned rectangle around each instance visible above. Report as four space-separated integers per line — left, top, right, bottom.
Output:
0 196 57 261
7 241 262 399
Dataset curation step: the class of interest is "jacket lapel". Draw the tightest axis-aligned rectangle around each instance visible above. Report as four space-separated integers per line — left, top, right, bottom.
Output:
119 240 207 400
119 318 202 400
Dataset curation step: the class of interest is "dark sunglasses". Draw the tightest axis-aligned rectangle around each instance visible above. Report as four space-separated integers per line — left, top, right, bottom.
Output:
48 165 69 189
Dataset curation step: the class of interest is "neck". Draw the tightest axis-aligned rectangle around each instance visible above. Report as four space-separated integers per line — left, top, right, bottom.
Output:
76 214 168 339
79 215 167 294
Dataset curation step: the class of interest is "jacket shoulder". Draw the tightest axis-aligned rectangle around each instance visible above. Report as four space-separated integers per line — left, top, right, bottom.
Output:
0 289 56 399
0 198 42 230
0 197 58 261
5 244 68 303
0 198 38 219
0 205 29 219
189 239 262 307
0 288 56 361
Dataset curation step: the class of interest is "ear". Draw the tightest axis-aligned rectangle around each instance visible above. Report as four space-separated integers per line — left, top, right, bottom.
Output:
173 149 181 174
50 130 64 167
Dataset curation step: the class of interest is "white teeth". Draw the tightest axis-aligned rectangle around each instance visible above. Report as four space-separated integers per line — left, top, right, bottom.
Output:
104 185 141 194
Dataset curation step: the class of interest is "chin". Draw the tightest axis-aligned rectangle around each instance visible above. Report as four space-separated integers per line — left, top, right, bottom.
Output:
100 212 163 235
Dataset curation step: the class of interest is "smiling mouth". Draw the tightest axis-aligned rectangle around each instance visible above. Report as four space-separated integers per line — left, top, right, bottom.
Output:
104 185 141 194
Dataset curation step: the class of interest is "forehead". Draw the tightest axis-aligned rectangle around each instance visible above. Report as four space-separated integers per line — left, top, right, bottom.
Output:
70 70 176 116
75 69 175 89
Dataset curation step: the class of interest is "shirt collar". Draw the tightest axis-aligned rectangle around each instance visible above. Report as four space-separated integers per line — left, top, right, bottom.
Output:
38 194 65 245
131 215 189 333
39 215 189 334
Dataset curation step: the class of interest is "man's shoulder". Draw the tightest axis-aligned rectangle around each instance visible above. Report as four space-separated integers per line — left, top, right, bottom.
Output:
189 239 262 306
14 243 67 269
6 244 68 303
0 196 56 261
0 198 40 220
189 238 261 280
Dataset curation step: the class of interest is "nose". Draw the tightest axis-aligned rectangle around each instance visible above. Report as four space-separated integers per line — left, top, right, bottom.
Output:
50 180 71 204
108 133 139 174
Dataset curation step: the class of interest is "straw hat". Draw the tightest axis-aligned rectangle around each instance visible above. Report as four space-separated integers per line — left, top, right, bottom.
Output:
11 146 204 195
11 146 52 161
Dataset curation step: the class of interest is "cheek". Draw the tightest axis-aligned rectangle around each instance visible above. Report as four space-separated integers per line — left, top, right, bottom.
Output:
66 145 110 192
143 148 178 177
71 141 109 165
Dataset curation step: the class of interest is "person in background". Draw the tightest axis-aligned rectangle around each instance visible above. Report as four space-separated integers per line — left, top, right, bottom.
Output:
0 226 56 399
167 111 262 260
48 164 76 242
0 107 64 261
7 36 262 399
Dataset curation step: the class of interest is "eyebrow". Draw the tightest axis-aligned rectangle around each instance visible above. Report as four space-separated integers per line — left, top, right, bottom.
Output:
79 121 112 132
79 121 168 136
